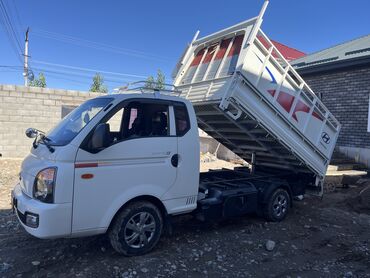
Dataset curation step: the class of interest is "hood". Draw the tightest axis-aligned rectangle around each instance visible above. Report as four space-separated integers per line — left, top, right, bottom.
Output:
20 143 63 197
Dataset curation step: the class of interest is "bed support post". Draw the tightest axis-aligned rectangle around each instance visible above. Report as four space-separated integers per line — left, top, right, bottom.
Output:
250 152 256 175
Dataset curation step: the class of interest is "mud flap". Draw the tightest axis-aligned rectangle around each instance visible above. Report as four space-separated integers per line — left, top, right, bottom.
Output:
163 214 174 237
305 176 324 198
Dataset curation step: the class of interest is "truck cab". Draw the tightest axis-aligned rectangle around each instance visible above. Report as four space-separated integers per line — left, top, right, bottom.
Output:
13 90 200 256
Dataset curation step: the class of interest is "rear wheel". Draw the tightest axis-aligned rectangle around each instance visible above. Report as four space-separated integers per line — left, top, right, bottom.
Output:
263 188 290 222
109 201 163 256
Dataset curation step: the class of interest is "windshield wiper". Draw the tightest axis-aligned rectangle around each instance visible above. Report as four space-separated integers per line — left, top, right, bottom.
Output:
32 130 55 153
32 129 45 149
39 134 55 153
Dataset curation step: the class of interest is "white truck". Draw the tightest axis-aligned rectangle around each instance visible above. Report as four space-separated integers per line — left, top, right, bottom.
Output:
11 1 340 256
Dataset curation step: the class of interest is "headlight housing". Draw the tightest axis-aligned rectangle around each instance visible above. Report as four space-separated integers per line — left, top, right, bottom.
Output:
33 167 57 203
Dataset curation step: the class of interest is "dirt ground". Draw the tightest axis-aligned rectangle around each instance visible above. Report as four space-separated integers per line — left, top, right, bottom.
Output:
0 159 369 278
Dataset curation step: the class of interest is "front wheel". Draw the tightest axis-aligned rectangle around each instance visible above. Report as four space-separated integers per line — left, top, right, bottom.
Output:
109 201 163 256
263 188 290 222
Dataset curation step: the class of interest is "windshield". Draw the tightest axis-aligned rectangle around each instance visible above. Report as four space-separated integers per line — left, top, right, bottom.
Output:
45 97 113 146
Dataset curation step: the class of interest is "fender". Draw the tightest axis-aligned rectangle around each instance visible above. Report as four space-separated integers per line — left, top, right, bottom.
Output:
99 184 168 230
258 180 293 207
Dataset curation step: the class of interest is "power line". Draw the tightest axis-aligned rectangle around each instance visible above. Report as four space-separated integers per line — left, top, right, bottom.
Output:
1 0 28 83
0 64 141 85
31 68 137 84
32 28 173 62
0 66 96 87
10 0 24 34
0 0 22 51
31 59 148 79
0 0 23 64
43 72 94 86
0 68 19 73
0 2 172 83
44 72 132 86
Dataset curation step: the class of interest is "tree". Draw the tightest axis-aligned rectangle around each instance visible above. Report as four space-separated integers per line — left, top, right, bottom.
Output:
29 72 46 88
156 69 165 90
144 75 156 89
90 73 108 93
145 69 166 90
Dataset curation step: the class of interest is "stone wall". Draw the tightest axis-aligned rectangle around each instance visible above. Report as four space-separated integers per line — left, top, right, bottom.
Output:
0 84 101 158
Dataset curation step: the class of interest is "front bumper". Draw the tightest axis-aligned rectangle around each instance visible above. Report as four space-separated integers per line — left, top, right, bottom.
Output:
12 183 72 239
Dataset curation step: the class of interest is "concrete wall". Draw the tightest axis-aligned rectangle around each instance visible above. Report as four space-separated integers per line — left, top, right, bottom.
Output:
0 84 241 161
0 84 101 158
199 136 240 161
301 64 370 166
338 146 370 167
198 129 240 161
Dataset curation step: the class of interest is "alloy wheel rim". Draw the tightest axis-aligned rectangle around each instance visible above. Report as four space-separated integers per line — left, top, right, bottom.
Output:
124 212 156 248
272 194 287 217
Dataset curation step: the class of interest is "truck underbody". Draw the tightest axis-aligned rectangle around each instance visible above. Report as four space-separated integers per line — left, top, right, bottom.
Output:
195 167 315 221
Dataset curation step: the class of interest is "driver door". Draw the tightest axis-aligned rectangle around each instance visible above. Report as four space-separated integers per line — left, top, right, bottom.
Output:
72 99 178 232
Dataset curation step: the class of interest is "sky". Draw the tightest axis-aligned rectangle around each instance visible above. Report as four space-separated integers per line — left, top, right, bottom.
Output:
0 0 369 92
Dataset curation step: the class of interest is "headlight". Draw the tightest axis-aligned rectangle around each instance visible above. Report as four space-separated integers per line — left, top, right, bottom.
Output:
33 167 57 203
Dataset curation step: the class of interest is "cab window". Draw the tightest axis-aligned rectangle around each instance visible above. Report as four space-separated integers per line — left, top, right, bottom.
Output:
174 103 190 136
85 100 171 152
122 102 169 139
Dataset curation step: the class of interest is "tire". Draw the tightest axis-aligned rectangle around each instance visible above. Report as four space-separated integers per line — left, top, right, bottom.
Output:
263 188 290 222
109 201 163 256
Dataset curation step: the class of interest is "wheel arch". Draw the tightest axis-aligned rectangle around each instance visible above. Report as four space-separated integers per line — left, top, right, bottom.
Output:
107 195 168 232
260 181 293 207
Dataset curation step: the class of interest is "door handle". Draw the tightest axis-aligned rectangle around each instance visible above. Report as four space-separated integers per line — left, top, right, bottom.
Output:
171 154 179 167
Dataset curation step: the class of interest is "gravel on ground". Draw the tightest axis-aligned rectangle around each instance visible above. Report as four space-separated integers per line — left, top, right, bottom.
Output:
0 159 369 278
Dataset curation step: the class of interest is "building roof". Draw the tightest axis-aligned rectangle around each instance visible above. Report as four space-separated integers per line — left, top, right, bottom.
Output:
291 34 370 74
258 36 306 61
270 39 306 61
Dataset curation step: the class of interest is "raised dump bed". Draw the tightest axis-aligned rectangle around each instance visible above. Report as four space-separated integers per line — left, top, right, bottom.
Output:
173 1 341 187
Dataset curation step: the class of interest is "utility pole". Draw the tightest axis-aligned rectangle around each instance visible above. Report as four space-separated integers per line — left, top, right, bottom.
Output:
23 28 29 86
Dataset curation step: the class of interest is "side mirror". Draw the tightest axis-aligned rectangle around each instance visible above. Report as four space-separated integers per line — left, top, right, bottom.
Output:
25 128 38 138
91 123 110 149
